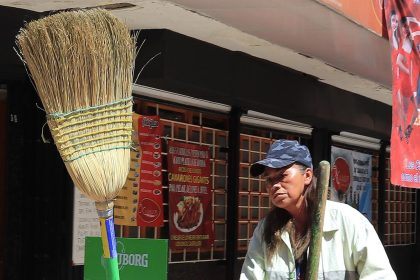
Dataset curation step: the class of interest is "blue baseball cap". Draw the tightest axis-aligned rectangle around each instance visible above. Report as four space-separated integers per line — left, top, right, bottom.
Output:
250 139 313 177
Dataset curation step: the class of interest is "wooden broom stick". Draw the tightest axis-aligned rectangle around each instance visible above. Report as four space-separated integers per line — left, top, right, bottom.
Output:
306 161 330 280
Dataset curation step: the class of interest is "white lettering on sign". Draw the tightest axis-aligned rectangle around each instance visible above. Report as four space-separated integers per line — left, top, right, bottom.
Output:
118 253 149 267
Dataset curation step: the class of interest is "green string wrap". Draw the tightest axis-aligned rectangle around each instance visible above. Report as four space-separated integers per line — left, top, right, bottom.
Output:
45 97 133 162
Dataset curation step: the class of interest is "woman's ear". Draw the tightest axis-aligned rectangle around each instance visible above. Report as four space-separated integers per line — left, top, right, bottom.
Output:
304 168 313 186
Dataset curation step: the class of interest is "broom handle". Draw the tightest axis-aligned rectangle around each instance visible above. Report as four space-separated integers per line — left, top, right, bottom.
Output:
306 161 330 280
96 201 120 280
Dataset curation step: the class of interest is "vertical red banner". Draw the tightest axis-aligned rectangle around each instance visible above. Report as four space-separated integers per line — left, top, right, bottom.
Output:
167 141 214 250
137 116 164 226
385 2 420 187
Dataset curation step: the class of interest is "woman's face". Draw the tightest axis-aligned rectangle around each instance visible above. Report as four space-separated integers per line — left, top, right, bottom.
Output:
391 14 398 31
401 22 410 39
263 164 312 213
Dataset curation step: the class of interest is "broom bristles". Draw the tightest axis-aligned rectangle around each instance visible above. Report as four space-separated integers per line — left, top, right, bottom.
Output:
16 9 136 202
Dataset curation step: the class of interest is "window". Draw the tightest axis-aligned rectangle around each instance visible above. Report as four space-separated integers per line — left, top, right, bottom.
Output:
384 157 416 245
115 98 229 263
237 126 306 256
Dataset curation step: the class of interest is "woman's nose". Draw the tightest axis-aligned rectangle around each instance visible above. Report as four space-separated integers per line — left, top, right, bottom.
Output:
268 183 280 193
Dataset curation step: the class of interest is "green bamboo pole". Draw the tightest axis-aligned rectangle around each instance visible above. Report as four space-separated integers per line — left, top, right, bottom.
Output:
306 161 330 280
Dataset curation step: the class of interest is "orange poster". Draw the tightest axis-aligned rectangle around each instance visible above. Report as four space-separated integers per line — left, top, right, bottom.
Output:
317 0 386 36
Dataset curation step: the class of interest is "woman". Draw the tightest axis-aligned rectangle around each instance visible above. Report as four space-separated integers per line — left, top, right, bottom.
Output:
240 139 396 280
401 16 420 140
390 9 408 141
396 16 419 142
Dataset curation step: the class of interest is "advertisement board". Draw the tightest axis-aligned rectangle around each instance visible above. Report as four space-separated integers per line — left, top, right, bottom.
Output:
114 114 163 226
167 141 214 250
385 1 420 188
330 146 372 220
84 237 168 280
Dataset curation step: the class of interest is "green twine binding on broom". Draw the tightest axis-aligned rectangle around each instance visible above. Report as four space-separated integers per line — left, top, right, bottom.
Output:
65 145 132 162
45 96 133 162
48 96 133 119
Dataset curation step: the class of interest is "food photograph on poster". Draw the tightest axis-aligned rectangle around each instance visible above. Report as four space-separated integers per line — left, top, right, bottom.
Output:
167 140 214 250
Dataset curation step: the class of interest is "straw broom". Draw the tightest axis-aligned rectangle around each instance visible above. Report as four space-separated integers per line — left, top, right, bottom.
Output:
16 9 136 279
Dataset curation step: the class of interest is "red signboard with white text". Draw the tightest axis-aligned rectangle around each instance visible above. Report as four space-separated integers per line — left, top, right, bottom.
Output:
114 114 164 226
137 116 164 226
167 141 214 250
385 1 420 187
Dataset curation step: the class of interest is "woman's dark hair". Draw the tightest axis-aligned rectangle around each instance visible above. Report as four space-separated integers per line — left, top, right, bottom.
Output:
263 163 317 262
391 9 396 17
390 10 400 47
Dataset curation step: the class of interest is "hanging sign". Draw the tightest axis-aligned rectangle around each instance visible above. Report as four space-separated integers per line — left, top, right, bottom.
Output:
330 146 372 220
137 115 163 227
385 1 420 188
84 237 168 280
167 140 214 250
114 114 163 227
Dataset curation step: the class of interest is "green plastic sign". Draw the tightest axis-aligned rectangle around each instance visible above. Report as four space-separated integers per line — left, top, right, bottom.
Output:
84 237 168 280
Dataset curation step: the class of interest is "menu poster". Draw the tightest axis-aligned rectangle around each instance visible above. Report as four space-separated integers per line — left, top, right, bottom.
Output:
137 115 163 227
167 140 214 250
114 113 142 226
114 114 163 227
72 186 100 265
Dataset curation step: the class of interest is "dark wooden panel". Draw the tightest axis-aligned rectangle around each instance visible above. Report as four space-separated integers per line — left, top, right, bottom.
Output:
0 6 39 82
386 245 417 279
169 261 227 280
0 93 6 279
5 82 74 280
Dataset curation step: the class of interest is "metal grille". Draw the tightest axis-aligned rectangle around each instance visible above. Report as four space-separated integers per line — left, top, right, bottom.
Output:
237 126 304 257
238 134 272 253
115 99 229 263
384 158 417 245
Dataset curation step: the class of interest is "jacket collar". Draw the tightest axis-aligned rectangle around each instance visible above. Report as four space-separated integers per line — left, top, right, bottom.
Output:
322 202 340 232
279 201 340 244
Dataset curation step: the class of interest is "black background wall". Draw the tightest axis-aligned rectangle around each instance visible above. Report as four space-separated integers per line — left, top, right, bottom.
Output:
0 6 38 81
5 82 75 280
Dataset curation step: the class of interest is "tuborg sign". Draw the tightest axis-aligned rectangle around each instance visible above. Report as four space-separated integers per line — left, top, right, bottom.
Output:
84 237 168 280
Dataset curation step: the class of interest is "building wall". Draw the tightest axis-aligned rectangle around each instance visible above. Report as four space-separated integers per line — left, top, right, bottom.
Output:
0 7 416 279
137 29 392 140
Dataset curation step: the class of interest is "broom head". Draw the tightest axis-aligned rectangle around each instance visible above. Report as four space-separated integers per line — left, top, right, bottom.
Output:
16 9 136 202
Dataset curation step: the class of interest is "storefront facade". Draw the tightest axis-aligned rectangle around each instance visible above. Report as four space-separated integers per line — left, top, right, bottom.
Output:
0 4 419 280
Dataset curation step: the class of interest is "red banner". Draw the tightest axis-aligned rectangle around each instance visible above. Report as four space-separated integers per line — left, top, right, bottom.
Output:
386 2 420 187
167 141 214 250
114 114 164 226
137 116 163 226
